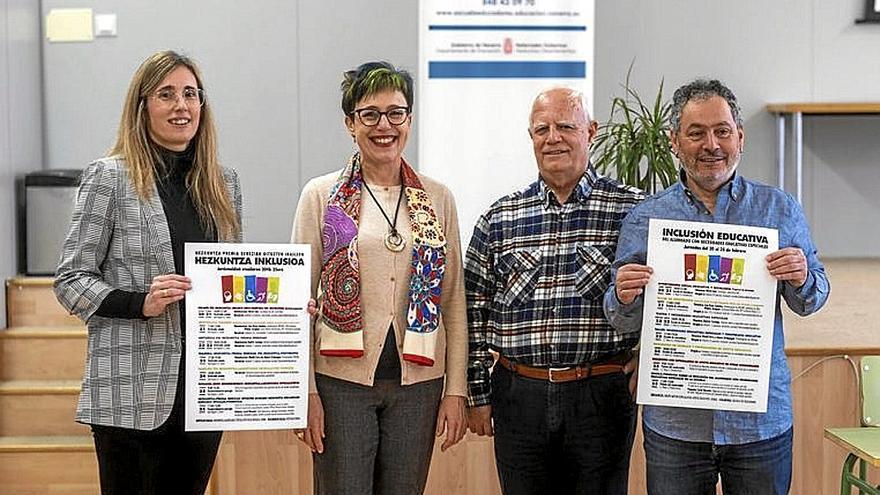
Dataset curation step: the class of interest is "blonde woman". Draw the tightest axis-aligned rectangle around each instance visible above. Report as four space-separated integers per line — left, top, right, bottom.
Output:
55 50 241 495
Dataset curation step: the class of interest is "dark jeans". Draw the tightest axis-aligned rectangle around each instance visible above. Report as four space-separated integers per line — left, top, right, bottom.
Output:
490 364 637 495
644 425 793 495
90 358 221 495
313 374 444 495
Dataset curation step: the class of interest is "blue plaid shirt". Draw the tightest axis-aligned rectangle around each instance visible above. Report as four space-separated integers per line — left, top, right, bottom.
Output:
465 168 644 407
604 171 830 444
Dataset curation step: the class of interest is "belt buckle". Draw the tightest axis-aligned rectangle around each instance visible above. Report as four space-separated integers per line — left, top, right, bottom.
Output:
548 366 571 383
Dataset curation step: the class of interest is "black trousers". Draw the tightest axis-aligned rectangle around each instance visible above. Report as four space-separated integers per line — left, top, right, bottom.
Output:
491 365 637 495
90 360 222 495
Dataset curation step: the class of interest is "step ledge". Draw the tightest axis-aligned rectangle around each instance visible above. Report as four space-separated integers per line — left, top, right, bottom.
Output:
0 435 93 453
0 327 87 338
0 380 81 395
6 276 56 287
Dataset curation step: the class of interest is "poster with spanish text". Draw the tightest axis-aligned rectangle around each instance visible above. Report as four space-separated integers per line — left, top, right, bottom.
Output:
637 220 778 413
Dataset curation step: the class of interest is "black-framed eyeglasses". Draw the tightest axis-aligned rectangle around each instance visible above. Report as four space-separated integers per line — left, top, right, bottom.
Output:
350 106 410 126
150 87 205 107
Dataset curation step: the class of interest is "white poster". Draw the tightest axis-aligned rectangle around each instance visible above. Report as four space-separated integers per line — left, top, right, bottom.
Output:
637 220 779 413
419 0 594 245
184 243 310 431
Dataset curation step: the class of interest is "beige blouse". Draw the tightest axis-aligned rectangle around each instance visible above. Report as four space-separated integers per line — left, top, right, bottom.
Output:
290 168 468 397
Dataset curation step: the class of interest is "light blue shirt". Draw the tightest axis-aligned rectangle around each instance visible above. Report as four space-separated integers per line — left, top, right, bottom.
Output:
604 172 830 444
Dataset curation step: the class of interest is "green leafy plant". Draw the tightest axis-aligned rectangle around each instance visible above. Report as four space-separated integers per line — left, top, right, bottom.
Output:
591 66 677 194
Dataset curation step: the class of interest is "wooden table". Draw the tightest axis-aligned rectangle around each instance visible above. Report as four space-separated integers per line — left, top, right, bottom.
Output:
825 427 880 494
825 428 880 468
765 103 880 205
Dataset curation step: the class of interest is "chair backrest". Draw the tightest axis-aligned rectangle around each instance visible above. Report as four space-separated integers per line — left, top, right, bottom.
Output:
861 356 880 426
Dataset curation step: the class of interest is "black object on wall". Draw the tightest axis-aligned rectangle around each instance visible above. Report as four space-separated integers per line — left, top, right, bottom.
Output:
17 169 83 276
856 0 880 23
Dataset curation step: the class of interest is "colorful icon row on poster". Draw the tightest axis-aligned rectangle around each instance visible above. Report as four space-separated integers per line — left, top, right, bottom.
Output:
684 254 744 285
221 275 280 304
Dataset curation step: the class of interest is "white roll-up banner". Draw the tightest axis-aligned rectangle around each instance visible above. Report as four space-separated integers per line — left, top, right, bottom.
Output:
419 0 594 245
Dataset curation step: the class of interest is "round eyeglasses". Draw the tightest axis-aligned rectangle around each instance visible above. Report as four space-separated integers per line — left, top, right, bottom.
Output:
351 107 410 126
150 87 205 108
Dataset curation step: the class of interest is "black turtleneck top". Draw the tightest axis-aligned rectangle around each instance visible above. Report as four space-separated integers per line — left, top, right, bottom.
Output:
94 146 217 332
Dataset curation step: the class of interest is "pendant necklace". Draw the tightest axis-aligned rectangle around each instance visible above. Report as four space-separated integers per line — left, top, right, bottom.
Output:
362 175 406 252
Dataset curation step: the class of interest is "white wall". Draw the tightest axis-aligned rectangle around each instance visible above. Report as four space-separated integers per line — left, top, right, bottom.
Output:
6 0 874 325
593 0 880 256
41 0 301 243
41 0 418 244
0 0 43 325
297 1 419 188
33 0 880 258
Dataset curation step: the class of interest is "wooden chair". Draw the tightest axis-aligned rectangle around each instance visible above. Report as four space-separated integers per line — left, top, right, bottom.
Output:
825 356 880 494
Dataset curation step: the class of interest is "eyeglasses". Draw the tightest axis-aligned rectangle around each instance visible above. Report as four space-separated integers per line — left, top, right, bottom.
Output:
150 87 205 107
530 122 581 137
350 106 410 126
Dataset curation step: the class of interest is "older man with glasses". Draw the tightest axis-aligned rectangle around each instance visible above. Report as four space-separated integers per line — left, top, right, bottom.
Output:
465 87 644 495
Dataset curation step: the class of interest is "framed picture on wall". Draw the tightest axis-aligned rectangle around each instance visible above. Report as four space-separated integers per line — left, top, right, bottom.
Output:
857 0 880 23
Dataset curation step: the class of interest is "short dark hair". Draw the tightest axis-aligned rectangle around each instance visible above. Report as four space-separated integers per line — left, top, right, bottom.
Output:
670 79 742 132
341 61 414 115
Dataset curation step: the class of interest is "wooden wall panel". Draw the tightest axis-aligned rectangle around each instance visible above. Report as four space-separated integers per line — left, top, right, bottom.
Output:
790 354 879 494
0 451 98 495
209 355 878 495
4 260 867 493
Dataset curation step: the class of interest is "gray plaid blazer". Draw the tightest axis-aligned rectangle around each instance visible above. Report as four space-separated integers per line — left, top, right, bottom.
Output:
54 156 243 430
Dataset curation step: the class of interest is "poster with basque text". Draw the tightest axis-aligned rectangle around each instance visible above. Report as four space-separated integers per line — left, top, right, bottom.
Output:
184 243 310 431
636 220 779 413
419 0 593 246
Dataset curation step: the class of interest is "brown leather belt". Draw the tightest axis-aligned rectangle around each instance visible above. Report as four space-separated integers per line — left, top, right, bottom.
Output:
497 352 630 383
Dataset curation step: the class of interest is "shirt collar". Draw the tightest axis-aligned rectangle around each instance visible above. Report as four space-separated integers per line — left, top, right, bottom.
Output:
538 167 597 207
678 167 744 203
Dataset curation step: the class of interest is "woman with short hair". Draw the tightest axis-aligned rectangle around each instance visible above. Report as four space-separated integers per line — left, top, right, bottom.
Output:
291 60 468 495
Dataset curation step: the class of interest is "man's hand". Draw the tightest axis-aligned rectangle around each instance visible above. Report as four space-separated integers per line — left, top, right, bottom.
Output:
766 247 808 288
143 274 191 317
615 264 653 305
436 396 467 452
467 405 493 437
294 392 325 453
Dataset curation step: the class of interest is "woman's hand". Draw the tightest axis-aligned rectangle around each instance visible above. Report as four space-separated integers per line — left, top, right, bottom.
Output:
436 395 467 452
294 392 325 454
142 274 191 317
293 301 322 452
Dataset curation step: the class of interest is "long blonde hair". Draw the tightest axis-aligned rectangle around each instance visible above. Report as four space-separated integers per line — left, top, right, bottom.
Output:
110 50 240 241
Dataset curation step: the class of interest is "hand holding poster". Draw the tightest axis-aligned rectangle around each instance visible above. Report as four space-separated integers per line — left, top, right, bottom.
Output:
637 220 778 413
184 243 310 431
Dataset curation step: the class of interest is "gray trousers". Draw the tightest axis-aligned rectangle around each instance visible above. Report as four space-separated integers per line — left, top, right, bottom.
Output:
313 374 444 495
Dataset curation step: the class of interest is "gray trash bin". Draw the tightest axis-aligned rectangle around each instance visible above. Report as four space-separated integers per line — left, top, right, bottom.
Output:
17 169 83 275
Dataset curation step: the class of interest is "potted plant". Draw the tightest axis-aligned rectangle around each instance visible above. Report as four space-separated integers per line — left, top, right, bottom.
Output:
591 66 678 194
